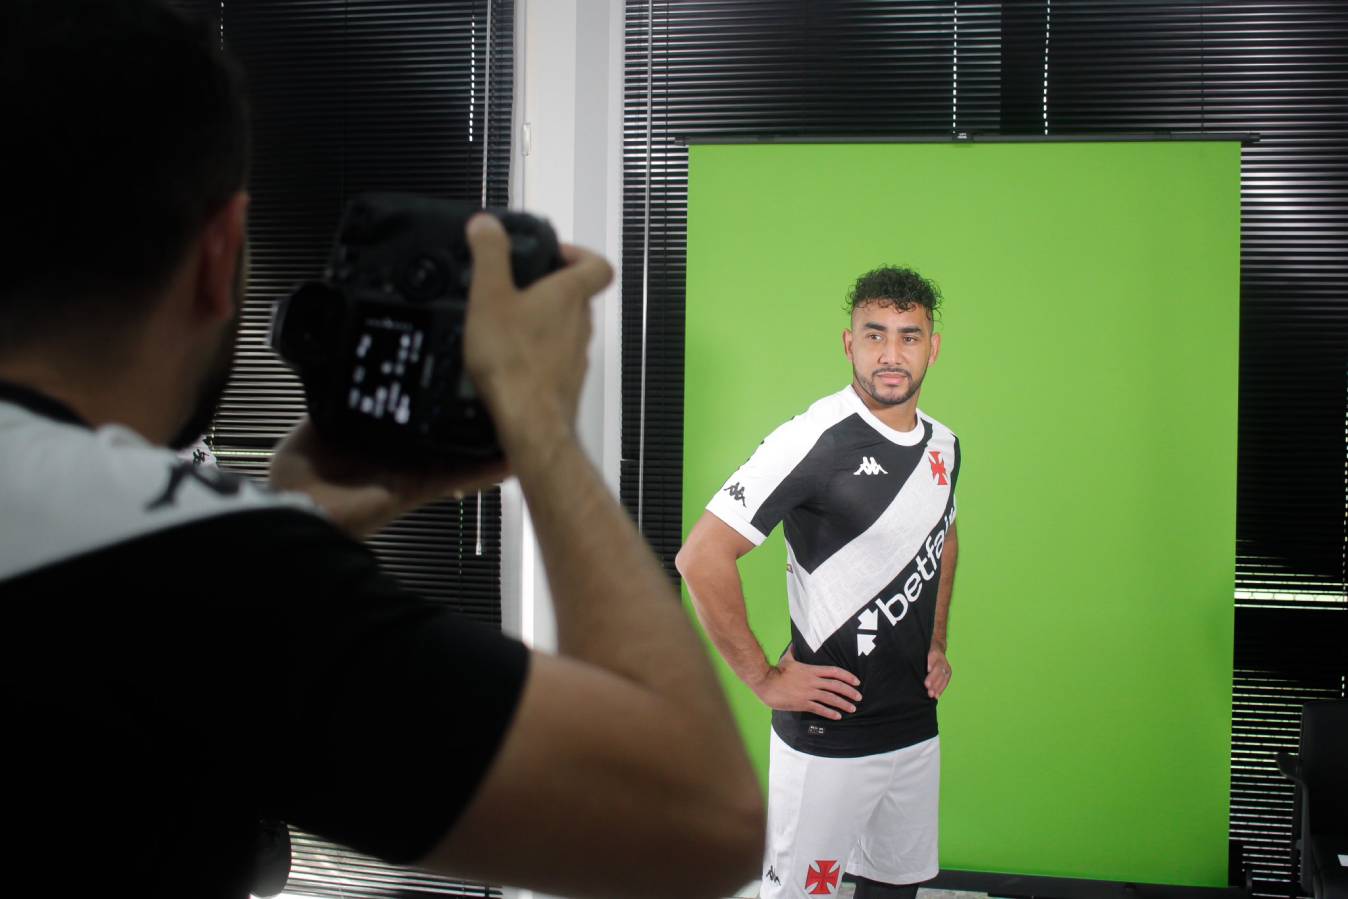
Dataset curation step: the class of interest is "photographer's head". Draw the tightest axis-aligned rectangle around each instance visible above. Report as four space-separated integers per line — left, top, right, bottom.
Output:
0 0 250 448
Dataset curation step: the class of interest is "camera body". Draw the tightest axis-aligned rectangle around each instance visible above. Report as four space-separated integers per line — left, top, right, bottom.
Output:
270 193 562 464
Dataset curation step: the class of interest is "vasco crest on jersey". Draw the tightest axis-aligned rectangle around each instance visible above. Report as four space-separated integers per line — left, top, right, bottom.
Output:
927 449 950 487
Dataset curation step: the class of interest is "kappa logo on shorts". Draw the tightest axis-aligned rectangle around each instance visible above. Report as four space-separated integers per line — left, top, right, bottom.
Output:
852 456 887 476
765 865 781 885
804 859 840 895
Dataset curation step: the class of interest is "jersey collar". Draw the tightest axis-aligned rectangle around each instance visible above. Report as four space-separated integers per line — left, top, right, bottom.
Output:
0 379 92 430
843 384 928 446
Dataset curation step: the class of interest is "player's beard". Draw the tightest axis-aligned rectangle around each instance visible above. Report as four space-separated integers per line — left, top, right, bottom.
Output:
855 365 925 408
167 249 244 451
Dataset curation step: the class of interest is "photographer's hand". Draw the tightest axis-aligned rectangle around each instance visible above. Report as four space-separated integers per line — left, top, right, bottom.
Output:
461 214 610 450
269 418 508 539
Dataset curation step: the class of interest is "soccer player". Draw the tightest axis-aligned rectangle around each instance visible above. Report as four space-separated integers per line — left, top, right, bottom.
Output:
677 266 961 899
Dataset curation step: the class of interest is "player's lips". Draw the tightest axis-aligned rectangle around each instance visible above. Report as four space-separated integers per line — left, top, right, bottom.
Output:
875 370 908 384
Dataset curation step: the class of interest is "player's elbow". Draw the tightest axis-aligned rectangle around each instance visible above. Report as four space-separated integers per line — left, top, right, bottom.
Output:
675 533 725 588
673 540 697 579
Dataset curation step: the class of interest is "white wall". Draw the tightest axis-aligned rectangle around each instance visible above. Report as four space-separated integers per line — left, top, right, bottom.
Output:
497 5 623 896
498 0 624 651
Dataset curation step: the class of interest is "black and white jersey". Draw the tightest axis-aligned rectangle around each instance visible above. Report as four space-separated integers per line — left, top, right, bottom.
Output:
0 385 316 583
0 381 528 898
707 385 960 758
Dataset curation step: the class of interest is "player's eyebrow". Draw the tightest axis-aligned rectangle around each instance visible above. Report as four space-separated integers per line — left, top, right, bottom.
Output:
863 322 924 335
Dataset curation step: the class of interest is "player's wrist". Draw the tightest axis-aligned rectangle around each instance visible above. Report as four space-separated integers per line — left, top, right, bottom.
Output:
744 661 776 695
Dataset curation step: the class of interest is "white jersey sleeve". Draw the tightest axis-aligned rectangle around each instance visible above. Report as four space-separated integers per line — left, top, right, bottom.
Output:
705 392 855 545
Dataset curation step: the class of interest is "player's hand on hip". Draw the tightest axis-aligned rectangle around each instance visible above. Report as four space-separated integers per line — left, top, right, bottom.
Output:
752 646 862 721
462 213 613 452
925 647 952 699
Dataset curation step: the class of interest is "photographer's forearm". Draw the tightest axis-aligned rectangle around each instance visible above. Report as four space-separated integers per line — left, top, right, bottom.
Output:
505 419 734 719
268 420 507 541
297 483 400 539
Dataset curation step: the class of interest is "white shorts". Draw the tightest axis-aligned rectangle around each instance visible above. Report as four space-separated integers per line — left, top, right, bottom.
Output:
760 730 940 898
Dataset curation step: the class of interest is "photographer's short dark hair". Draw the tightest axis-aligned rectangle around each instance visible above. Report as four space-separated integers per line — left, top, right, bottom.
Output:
0 0 250 352
846 266 943 324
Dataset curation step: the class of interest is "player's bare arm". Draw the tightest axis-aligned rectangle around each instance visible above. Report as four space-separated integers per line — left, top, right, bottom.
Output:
678 512 862 721
924 521 957 699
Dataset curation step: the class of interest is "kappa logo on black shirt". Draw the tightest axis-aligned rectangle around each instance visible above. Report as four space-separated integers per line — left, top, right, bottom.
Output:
852 456 887 476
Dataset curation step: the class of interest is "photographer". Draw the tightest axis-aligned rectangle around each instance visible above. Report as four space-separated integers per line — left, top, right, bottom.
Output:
0 2 763 898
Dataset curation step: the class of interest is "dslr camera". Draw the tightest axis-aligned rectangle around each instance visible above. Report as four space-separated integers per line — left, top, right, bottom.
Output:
270 193 562 464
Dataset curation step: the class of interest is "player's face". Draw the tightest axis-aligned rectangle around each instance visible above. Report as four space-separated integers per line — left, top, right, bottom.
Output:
843 300 941 409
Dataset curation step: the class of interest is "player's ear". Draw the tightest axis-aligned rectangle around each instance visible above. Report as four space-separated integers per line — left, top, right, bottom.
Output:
929 330 941 365
842 328 855 362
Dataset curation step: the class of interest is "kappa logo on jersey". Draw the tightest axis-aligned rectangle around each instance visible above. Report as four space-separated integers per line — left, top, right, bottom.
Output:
855 505 955 657
804 859 840 895
852 456 887 476
765 866 781 885
928 449 949 486
724 482 747 506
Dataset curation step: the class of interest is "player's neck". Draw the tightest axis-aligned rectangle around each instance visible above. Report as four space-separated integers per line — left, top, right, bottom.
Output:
850 382 920 433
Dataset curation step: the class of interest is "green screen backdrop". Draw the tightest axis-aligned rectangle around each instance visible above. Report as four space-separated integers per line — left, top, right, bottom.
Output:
682 141 1239 887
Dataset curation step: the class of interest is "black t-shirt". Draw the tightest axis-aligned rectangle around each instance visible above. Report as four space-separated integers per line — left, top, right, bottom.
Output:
0 381 530 897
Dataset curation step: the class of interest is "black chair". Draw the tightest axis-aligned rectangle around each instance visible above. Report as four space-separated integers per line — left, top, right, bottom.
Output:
1278 699 1348 899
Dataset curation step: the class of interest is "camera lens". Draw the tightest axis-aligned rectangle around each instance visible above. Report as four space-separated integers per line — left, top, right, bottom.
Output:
402 255 446 302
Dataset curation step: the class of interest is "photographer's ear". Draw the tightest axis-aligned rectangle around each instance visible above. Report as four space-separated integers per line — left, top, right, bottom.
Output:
196 191 250 322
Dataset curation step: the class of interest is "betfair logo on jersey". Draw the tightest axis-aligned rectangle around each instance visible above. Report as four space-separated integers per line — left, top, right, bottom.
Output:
852 456 887 476
724 482 747 506
855 504 956 657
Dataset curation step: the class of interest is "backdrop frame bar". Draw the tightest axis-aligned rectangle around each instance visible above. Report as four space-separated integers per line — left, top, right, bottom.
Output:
678 131 1260 146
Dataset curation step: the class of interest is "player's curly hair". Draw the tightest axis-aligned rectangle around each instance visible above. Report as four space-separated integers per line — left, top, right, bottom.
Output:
845 266 943 323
